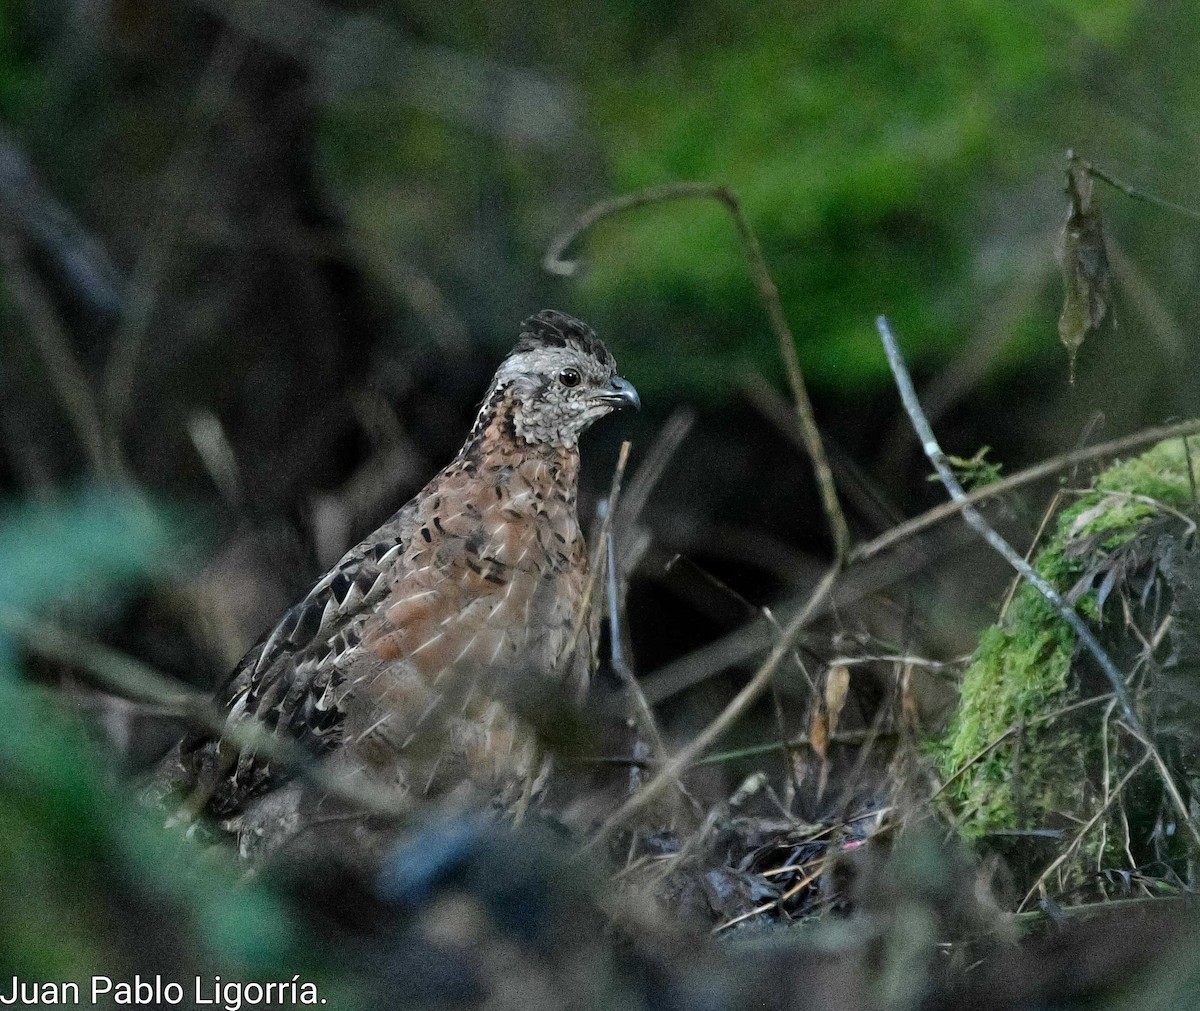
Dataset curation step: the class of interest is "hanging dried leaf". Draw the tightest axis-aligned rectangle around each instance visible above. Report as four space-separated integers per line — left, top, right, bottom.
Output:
1056 153 1113 383
824 664 852 738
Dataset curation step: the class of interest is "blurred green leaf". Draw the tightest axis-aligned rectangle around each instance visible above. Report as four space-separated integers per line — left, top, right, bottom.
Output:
0 493 299 979
0 490 176 620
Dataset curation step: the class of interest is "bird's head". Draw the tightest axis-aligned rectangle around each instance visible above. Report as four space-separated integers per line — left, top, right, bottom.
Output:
478 309 639 449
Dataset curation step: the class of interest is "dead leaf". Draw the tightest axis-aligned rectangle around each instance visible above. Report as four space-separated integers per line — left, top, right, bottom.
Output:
1056 153 1113 383
809 704 828 762
824 664 851 738
729 772 768 808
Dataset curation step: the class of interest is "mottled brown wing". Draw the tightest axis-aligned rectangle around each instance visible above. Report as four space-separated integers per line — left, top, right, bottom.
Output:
169 505 414 814
171 458 586 816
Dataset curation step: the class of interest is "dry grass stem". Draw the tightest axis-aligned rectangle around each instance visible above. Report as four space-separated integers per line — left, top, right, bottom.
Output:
583 563 841 851
0 233 113 479
569 441 631 665
713 860 827 933
1017 750 1152 912
1118 721 1200 852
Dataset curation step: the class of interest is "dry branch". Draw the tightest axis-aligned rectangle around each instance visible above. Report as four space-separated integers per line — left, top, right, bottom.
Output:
0 607 411 821
1070 150 1200 225
852 417 1200 562
545 182 849 562
874 315 1141 728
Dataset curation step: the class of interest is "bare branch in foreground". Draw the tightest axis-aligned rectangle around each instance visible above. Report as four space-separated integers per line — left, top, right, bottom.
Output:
0 607 410 821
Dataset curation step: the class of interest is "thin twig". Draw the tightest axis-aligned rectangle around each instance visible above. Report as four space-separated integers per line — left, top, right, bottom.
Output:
641 529 979 706
1070 150 1200 225
696 726 893 765
827 653 964 671
998 489 1064 624
1098 697 1118 873
1118 720 1200 852
713 860 827 933
852 418 1200 562
603 474 667 761
545 183 849 561
583 563 840 851
929 693 1117 815
1011 894 1190 925
876 314 1140 731
742 375 905 535
999 415 1104 620
569 441 631 664
1060 487 1198 539
614 407 694 568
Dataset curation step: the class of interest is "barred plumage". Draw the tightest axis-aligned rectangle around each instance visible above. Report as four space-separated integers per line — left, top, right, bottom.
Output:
154 310 639 858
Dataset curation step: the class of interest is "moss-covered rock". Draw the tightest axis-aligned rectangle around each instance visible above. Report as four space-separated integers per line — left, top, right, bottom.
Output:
936 433 1200 881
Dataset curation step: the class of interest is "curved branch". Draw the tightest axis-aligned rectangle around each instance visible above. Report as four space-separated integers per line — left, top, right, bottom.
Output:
545 183 850 563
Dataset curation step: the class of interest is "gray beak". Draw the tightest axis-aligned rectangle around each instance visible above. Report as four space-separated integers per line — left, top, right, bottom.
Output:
601 376 641 411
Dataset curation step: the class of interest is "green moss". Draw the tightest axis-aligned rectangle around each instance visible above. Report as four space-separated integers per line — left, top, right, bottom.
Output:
936 433 1200 842
1094 436 1200 507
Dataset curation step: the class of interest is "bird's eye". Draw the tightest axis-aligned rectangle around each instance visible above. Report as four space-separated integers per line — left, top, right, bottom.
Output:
558 368 582 388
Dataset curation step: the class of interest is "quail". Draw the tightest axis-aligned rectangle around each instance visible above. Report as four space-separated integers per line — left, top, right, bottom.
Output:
157 310 639 859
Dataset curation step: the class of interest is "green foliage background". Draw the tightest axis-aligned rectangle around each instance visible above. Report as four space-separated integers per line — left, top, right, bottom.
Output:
308 0 1200 398
7 0 1200 409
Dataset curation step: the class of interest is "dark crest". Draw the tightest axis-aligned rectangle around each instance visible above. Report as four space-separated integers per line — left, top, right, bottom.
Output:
514 309 614 369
